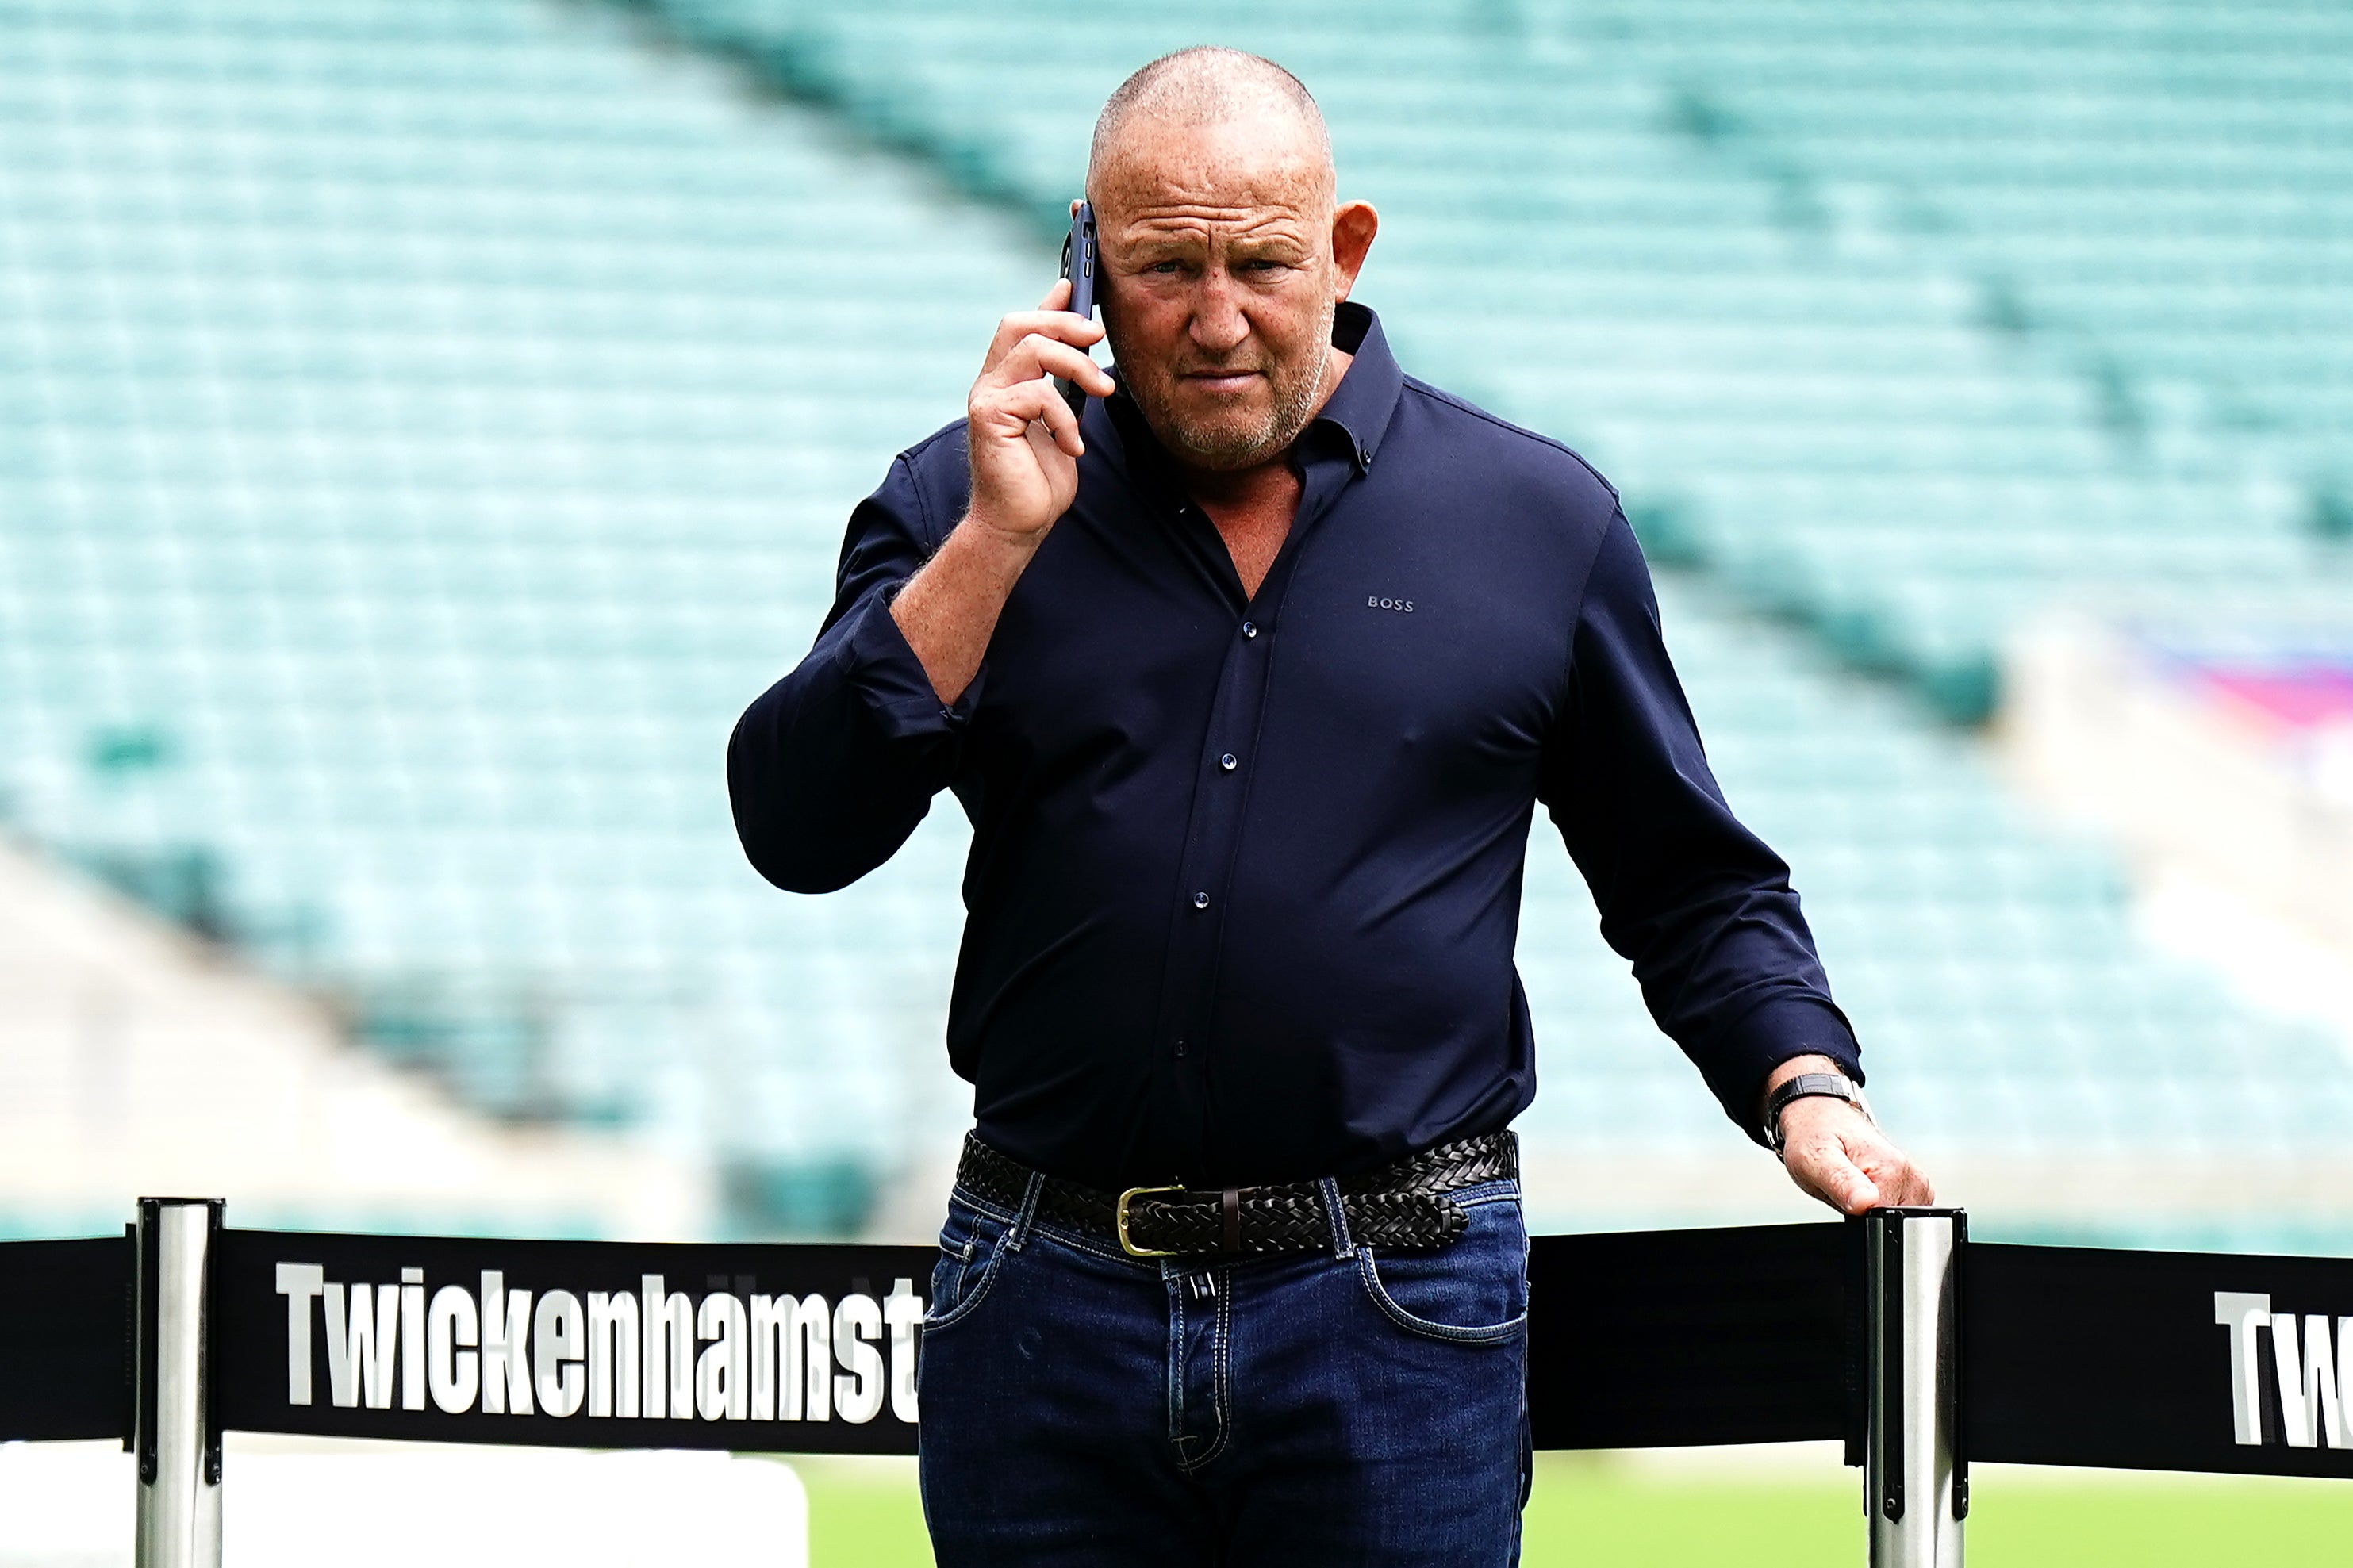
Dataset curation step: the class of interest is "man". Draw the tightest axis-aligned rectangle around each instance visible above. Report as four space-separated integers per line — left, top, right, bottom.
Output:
730 46 1932 1566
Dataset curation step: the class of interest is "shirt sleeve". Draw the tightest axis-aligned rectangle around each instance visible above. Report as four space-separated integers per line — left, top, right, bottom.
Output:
727 453 979 894
1537 508 1863 1142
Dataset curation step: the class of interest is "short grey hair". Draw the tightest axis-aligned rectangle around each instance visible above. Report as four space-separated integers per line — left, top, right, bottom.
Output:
1088 46 1333 190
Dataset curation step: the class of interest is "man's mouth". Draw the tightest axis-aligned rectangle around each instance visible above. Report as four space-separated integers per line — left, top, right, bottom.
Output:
1180 369 1262 393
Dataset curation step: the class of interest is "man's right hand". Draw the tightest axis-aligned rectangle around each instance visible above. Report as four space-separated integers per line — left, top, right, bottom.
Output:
965 278 1115 540
889 285 1116 708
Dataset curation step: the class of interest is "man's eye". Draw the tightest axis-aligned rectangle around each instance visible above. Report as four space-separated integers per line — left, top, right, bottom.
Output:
1146 260 1186 275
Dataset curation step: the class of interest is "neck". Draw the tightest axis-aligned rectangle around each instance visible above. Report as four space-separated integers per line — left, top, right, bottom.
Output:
1169 345 1355 504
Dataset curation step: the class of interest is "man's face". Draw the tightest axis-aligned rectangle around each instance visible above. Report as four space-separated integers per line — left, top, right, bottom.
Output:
1091 115 1349 472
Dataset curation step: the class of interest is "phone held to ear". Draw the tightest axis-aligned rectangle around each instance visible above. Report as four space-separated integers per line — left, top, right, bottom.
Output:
1054 200 1100 419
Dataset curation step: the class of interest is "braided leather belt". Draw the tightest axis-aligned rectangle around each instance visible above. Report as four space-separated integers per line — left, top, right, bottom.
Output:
954 1130 1517 1259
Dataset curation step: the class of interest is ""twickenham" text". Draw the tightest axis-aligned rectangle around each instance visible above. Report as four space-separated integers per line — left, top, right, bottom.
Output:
274 1264 923 1425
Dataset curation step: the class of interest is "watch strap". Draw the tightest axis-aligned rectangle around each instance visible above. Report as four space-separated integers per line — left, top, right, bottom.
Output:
1763 1071 1868 1156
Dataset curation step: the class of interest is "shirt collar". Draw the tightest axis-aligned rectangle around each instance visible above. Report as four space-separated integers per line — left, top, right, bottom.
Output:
1315 301 1403 476
1102 301 1405 483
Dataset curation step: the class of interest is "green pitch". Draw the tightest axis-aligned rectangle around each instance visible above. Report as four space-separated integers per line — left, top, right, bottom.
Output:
794 1453 2353 1565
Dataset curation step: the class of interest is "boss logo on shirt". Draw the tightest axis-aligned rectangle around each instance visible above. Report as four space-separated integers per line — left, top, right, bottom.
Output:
1366 595 1414 613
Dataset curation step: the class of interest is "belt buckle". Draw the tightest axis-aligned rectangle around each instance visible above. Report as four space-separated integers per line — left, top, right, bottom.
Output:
1114 1183 1187 1257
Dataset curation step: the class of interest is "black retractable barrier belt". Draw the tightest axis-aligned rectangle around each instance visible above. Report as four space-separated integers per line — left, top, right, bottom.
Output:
1967 1241 2353 1478
1526 1223 1862 1452
0 1235 132 1443
211 1230 935 1455
203 1224 1865 1459
23 1210 2353 1487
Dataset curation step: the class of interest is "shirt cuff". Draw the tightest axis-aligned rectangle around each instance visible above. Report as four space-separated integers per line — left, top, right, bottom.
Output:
833 586 983 739
1702 994 1864 1146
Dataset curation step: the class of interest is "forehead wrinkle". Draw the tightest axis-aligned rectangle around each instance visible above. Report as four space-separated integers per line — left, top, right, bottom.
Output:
1097 175 1330 252
1126 206 1315 237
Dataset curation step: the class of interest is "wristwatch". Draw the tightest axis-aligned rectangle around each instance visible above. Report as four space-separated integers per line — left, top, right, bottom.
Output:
1762 1070 1871 1160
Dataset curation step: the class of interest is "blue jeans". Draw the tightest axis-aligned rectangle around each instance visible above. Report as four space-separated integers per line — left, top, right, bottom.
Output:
916 1167 1531 1565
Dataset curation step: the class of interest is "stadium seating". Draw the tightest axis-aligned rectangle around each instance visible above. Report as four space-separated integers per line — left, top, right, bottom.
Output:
1537 0 2353 508
3 0 2350 1246
0 0 1043 1229
649 0 2353 723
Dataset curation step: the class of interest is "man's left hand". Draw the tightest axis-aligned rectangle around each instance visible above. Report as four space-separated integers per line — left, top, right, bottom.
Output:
1766 1056 1935 1215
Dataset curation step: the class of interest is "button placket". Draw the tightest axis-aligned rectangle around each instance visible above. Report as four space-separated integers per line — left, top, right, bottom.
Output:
1144 449 1348 1165
1150 611 1272 1127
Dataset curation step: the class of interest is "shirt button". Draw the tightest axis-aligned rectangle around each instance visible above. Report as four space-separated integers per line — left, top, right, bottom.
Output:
1242 621 1258 639
1173 1038 1188 1059
1192 891 1211 910
1219 753 1238 772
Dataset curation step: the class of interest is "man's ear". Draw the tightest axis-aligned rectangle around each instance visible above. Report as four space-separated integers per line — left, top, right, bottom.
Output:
1330 201 1379 300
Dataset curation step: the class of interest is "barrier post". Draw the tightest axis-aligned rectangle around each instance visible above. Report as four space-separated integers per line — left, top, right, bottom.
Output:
135 1198 223 1568
1866 1208 1964 1568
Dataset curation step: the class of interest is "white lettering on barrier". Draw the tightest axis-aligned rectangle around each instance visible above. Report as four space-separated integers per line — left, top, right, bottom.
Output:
400 1268 427 1413
885 1279 922 1424
535 1290 586 1418
585 1290 639 1418
832 1294 885 1424
275 1263 324 1406
2216 1292 2272 1445
427 1284 478 1413
697 1293 748 1421
643 1275 695 1420
2217 1290 2353 1450
2273 1313 2351 1451
480 1271 534 1416
273 1260 922 1428
322 1282 401 1410
751 1293 830 1421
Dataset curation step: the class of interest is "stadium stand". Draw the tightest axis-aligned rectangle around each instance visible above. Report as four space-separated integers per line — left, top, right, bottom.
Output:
0 830 708 1239
651 0 2353 724
3 0 2349 1248
1545 0 2353 531
0 0 1048 1232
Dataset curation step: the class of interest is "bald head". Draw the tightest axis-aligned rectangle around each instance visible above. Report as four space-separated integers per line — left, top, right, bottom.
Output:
1088 47 1334 203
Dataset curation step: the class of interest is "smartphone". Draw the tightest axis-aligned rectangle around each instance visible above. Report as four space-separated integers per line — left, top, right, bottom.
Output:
1054 200 1100 419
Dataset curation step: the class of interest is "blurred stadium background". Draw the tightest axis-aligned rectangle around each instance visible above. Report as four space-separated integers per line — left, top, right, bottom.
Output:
3 0 2351 1560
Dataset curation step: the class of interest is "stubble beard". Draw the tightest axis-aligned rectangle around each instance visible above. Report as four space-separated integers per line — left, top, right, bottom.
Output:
1119 298 1335 473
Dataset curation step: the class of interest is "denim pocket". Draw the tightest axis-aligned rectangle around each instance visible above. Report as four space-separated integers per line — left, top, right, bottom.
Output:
1357 1190 1529 1344
925 1196 1010 1334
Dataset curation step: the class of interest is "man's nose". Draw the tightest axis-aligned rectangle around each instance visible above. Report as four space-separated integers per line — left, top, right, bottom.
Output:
1188 273 1250 356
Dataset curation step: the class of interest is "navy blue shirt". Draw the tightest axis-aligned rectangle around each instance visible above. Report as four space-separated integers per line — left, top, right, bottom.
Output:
730 303 1860 1190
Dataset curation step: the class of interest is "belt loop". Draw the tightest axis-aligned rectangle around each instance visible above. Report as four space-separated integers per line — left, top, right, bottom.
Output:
1318 1175 1353 1259
1008 1168 1046 1252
